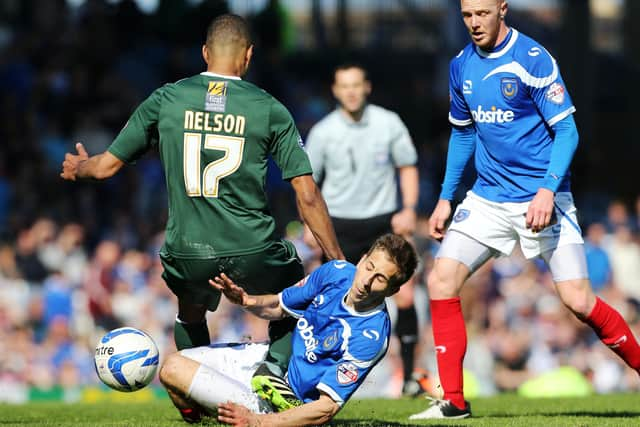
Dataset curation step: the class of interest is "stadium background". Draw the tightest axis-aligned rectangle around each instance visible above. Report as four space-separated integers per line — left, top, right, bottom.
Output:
0 0 638 404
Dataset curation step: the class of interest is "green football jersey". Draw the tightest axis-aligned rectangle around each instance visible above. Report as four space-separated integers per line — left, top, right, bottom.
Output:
108 72 312 258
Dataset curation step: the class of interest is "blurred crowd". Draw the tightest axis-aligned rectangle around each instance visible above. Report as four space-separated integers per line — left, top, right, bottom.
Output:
1 197 640 402
0 0 639 403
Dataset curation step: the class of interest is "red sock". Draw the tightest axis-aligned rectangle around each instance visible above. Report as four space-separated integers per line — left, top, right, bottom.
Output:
430 297 467 409
179 407 202 424
585 297 640 372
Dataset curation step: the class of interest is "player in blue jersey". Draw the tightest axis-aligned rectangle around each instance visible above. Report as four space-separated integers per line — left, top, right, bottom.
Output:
410 0 640 420
159 234 417 426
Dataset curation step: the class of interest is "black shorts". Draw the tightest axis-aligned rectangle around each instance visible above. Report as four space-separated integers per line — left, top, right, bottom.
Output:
160 239 304 311
331 212 394 263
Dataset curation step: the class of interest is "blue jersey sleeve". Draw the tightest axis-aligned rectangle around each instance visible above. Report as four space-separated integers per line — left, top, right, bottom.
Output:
542 114 579 192
448 49 473 127
280 261 347 318
519 46 576 126
314 332 389 406
440 125 476 200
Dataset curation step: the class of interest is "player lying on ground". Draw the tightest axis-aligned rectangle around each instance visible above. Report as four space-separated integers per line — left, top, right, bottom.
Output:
159 234 417 426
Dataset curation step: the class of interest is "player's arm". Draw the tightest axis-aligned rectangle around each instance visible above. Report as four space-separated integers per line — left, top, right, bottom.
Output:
522 48 578 231
291 174 344 260
209 273 286 320
428 125 475 239
217 393 339 427
429 52 476 240
60 143 125 181
62 87 164 182
543 115 579 192
391 165 419 236
526 114 579 232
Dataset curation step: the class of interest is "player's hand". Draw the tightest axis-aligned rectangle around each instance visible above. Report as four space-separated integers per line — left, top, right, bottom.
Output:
526 188 555 233
391 208 417 237
209 273 256 308
428 200 452 241
60 142 89 181
217 401 259 426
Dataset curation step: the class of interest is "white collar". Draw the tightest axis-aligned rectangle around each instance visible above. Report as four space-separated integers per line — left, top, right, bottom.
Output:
200 71 242 80
475 28 519 59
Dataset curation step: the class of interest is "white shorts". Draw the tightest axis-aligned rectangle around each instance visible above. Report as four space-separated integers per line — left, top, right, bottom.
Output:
447 191 584 259
180 342 272 413
181 342 269 386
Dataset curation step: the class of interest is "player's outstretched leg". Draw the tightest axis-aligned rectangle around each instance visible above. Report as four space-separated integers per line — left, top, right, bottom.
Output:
554 276 640 375
161 351 272 421
582 296 640 374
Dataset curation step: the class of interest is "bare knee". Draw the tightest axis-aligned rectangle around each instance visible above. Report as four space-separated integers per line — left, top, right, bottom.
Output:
160 352 184 389
555 279 596 318
427 259 468 299
426 269 444 295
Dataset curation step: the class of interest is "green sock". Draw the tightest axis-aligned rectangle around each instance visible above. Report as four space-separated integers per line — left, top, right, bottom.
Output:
266 330 293 375
174 319 210 350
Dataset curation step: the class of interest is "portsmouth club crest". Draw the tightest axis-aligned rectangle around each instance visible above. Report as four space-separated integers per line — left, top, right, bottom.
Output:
205 81 228 112
323 331 338 350
501 77 518 100
453 208 470 223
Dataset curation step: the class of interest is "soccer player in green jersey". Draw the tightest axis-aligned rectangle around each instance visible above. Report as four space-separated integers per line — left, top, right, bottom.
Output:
60 13 343 385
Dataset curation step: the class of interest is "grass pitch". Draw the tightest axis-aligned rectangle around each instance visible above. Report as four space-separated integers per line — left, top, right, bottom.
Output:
0 393 638 426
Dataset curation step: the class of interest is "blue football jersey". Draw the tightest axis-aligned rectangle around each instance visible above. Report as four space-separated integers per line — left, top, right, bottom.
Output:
279 260 390 406
449 28 576 202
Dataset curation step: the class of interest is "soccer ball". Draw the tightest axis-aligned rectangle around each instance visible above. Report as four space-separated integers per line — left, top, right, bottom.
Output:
94 327 159 392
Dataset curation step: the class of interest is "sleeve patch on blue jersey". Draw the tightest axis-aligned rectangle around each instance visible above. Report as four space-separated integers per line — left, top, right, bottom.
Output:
546 82 565 104
337 362 359 385
294 276 309 287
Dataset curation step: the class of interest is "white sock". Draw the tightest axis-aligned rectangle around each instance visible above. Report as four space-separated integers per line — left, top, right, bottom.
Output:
187 364 271 413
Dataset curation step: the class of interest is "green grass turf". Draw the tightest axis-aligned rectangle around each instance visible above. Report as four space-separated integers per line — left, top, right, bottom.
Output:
0 394 638 426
